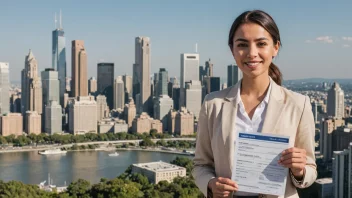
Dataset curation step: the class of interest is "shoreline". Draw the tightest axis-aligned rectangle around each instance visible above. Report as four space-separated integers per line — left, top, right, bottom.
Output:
0 146 194 156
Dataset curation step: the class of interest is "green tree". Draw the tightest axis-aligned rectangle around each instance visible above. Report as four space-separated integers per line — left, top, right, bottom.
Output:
4 134 15 144
90 178 144 198
0 180 54 197
0 136 8 145
156 139 167 147
140 137 155 147
170 157 194 176
66 179 91 198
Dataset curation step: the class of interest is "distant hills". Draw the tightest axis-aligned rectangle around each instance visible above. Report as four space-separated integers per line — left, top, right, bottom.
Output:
284 78 352 84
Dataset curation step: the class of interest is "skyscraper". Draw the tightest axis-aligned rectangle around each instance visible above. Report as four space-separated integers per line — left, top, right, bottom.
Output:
320 118 345 161
96 95 109 121
327 82 345 118
134 37 151 114
153 73 159 97
0 62 10 114
71 40 88 97
332 143 352 198
97 62 114 109
41 68 60 129
68 96 97 134
180 53 199 107
25 111 41 135
114 76 125 109
45 100 62 134
88 77 97 95
122 75 132 103
199 66 206 82
97 62 114 93
22 50 42 116
41 69 60 106
124 97 136 131
154 95 173 131
205 59 213 77
158 68 168 96
203 76 220 95
52 11 66 107
227 64 242 87
185 80 202 120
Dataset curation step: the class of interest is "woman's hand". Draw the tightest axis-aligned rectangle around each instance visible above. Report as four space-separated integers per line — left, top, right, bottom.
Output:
279 147 307 179
208 177 238 197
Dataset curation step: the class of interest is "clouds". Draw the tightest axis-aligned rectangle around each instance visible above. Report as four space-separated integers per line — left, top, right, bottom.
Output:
316 36 334 43
342 44 350 48
305 36 352 47
342 37 352 41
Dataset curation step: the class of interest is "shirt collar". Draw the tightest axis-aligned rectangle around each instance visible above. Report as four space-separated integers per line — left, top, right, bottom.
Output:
235 78 272 105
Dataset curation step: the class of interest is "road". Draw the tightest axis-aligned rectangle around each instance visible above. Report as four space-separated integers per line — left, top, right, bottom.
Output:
0 138 196 153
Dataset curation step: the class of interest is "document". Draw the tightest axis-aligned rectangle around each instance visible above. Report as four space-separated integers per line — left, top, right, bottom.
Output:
231 132 290 196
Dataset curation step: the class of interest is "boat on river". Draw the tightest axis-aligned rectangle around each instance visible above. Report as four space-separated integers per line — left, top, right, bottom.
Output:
39 148 67 155
108 152 119 157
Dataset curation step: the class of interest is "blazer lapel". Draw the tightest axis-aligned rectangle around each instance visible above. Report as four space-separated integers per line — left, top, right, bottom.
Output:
221 81 240 172
261 79 285 135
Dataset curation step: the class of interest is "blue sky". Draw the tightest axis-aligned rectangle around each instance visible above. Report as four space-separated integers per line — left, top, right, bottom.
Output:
1 0 352 82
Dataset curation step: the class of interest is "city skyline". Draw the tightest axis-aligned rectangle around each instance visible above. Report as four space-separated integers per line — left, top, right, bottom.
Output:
1 0 352 83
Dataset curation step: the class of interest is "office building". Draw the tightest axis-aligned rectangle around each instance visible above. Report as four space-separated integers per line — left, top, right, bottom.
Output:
180 53 199 107
97 62 114 93
157 68 168 96
132 112 162 133
154 95 173 131
71 40 88 97
124 97 136 130
25 111 41 135
122 75 133 104
332 143 352 198
52 12 66 107
68 96 97 134
203 76 220 95
22 50 43 116
45 100 62 134
173 107 194 136
227 64 242 87
320 118 345 161
205 58 213 77
0 62 10 114
185 80 202 120
327 82 345 119
0 113 23 136
132 161 186 184
88 77 97 95
134 37 151 114
113 76 125 109
96 95 109 121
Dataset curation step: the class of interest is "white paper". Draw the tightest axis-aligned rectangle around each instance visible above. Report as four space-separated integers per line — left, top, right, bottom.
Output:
231 132 290 196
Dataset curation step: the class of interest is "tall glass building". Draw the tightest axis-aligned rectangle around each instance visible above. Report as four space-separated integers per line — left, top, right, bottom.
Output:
52 21 66 107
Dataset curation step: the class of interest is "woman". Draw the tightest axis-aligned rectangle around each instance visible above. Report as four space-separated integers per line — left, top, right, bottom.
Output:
192 10 317 198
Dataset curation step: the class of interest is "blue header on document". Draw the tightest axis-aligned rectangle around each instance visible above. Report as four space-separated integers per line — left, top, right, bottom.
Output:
239 133 289 143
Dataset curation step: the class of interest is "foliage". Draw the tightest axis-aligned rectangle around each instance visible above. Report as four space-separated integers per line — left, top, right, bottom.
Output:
170 156 194 176
0 157 202 198
0 180 54 198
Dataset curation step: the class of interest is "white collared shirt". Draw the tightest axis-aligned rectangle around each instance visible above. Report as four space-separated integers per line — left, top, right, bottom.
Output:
234 80 272 196
235 81 272 134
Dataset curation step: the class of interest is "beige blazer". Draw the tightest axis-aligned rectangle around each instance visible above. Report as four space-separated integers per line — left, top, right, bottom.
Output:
192 78 317 198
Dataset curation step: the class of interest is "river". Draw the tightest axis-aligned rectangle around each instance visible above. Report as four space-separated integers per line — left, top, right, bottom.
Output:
0 150 191 186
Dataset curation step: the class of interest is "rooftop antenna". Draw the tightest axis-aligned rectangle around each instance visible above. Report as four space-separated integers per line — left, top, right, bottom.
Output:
59 9 62 29
54 13 57 29
195 43 198 53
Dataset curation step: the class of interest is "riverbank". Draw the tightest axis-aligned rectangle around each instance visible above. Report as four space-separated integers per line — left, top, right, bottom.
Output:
0 146 195 156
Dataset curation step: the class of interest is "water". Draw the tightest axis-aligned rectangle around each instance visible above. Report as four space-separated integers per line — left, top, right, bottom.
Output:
0 150 190 186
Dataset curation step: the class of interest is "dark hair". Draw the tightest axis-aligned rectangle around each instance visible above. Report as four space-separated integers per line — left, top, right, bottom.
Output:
228 10 282 85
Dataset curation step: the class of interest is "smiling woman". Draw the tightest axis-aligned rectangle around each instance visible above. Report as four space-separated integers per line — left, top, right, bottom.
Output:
193 10 317 198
